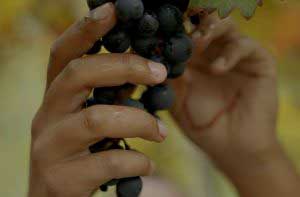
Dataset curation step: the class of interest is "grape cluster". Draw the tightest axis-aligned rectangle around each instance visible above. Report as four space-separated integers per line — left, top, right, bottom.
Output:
85 0 192 196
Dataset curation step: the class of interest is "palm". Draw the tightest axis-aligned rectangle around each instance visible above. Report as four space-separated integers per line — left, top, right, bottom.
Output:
171 35 277 165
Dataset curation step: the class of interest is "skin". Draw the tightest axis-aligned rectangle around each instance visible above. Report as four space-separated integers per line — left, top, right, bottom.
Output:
29 3 300 197
171 15 300 197
29 4 168 197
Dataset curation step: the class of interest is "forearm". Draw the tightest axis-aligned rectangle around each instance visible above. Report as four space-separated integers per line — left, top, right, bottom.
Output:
219 145 300 197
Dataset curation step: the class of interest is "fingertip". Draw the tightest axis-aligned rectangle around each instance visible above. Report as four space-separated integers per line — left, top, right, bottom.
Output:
89 2 115 21
157 120 168 140
210 57 227 74
148 160 156 175
148 61 167 84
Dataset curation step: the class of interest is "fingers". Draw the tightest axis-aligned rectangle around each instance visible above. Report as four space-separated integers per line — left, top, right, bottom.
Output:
40 105 167 158
191 14 236 55
43 53 167 115
77 150 154 187
47 3 117 89
208 37 276 77
210 37 256 74
45 150 154 195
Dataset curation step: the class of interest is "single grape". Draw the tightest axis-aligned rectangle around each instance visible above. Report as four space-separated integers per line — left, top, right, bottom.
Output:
87 0 113 10
168 63 186 78
118 20 136 33
132 36 158 58
121 98 145 110
157 4 183 36
116 177 143 197
115 0 144 22
86 40 102 55
93 87 118 105
163 34 192 63
136 11 159 37
142 84 175 111
102 27 131 53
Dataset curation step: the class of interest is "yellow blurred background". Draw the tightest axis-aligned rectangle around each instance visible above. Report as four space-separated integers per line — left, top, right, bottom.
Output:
0 0 300 196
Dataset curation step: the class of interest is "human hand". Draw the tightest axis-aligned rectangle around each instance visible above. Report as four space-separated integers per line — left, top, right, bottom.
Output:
171 14 299 196
29 3 168 197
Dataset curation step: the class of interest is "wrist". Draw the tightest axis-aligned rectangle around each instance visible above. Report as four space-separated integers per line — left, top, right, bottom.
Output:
215 142 300 197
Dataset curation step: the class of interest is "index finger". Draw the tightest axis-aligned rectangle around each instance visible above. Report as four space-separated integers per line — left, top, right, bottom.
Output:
47 3 116 90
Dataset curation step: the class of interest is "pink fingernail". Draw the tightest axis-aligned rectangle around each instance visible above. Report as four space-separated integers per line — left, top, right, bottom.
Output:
212 58 226 69
148 61 167 83
157 120 168 139
90 3 113 20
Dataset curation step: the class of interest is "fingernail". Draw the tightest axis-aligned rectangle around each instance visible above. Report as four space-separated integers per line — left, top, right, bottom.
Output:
149 160 156 175
212 57 226 70
157 120 168 139
192 31 202 40
90 3 113 20
148 61 167 83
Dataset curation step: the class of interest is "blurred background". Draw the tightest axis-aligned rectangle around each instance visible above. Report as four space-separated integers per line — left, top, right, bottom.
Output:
0 0 300 196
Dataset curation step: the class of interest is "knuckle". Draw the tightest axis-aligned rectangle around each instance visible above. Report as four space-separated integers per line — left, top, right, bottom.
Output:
81 108 98 134
64 59 82 79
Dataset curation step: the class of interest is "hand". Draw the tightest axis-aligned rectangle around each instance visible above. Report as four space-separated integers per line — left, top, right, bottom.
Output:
29 3 168 197
171 14 300 196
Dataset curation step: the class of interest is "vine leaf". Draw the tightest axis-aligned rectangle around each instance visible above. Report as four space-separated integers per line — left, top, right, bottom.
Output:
190 0 263 19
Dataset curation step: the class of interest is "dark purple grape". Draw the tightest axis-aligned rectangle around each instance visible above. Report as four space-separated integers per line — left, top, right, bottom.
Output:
116 177 143 197
142 84 175 111
115 0 144 22
157 4 183 36
87 0 113 10
163 34 192 63
136 11 159 37
102 27 131 53
93 87 118 105
168 63 186 78
132 36 158 58
121 98 145 110
86 40 102 55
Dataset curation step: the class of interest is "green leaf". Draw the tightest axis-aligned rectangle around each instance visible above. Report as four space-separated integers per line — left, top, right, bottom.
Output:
190 0 262 19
